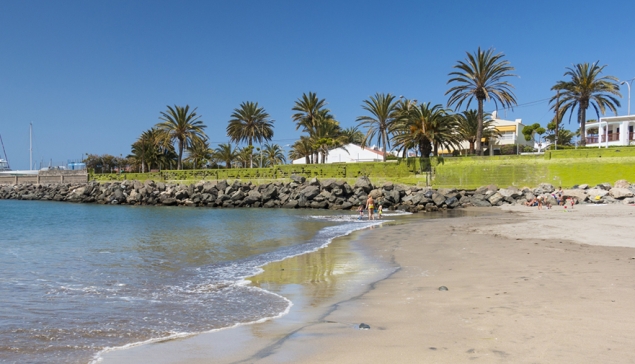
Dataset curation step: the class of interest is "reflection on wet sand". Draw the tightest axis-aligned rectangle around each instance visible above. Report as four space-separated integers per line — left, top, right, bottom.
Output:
98 225 395 364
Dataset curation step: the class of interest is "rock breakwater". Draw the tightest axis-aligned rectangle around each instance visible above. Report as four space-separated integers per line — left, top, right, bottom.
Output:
2 176 634 211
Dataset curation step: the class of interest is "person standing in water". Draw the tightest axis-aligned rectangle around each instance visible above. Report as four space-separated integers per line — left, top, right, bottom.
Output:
378 204 383 219
366 195 375 220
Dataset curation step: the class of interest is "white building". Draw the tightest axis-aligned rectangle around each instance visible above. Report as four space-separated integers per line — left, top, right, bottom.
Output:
490 111 533 147
584 115 635 147
446 111 532 155
291 143 385 164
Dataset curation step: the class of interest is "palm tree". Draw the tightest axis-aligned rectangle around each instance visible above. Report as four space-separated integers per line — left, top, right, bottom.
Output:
341 126 364 145
393 102 460 157
446 47 517 155
130 127 173 172
550 62 621 146
456 110 499 154
186 138 213 169
312 117 348 163
227 101 274 167
156 105 207 170
235 146 254 168
131 128 157 173
289 136 313 164
213 143 237 168
292 92 332 164
356 93 401 161
262 143 287 166
292 92 329 134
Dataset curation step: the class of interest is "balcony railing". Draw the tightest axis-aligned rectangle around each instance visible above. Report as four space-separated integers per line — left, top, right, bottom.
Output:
586 133 621 144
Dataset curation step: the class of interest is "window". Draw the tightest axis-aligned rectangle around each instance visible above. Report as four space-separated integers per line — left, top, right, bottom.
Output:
499 131 515 141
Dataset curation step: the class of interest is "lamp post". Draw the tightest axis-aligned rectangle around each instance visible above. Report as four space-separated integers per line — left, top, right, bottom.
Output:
620 77 634 115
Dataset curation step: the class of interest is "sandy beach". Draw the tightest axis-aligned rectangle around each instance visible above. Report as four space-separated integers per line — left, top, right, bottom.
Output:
101 204 635 363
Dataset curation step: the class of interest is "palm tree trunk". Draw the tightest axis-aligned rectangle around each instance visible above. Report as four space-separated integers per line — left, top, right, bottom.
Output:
381 130 387 162
177 140 184 170
476 99 484 156
249 139 253 168
579 106 587 146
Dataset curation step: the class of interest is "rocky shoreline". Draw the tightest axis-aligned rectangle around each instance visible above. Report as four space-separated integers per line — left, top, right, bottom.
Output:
1 176 634 212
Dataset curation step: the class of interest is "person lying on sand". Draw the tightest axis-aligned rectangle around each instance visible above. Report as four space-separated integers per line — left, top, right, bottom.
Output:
525 197 538 207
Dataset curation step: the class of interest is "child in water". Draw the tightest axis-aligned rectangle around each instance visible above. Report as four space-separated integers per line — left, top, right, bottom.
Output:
357 205 364 220
378 205 383 219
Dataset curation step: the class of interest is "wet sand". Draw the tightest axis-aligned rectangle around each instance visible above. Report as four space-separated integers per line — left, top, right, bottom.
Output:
97 224 398 363
101 205 635 363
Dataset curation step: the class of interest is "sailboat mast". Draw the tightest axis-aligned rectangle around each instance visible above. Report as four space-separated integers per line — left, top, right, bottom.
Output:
30 122 33 170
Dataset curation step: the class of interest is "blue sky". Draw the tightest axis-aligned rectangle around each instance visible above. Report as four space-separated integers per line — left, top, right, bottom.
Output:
1 0 634 169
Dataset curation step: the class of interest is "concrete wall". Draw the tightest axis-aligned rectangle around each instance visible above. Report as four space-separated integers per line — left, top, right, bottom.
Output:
0 170 88 185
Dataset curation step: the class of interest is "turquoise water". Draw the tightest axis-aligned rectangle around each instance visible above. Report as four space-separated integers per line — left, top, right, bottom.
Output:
0 200 385 364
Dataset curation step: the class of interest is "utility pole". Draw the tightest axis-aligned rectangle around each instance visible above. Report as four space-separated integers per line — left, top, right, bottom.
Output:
554 91 560 150
30 122 33 170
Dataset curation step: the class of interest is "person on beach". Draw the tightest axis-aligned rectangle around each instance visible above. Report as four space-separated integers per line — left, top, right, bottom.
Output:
567 197 576 209
357 205 364 220
378 205 383 219
366 195 375 220
537 196 543 210
525 197 538 207
555 187 564 206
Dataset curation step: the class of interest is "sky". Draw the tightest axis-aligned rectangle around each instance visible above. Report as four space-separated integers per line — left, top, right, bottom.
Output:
1 0 634 169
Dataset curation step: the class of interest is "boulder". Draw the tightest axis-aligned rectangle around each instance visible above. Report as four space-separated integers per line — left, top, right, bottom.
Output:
472 193 486 201
243 190 262 204
290 174 306 184
487 192 504 205
609 188 634 199
437 188 457 197
320 179 337 190
499 187 522 199
160 197 177 206
384 189 401 204
283 200 299 208
561 189 588 202
369 189 383 199
614 179 630 189
432 193 446 206
300 185 320 200
538 183 555 193
382 182 394 191
230 190 245 201
445 196 459 208
578 184 589 190
308 177 320 186
472 185 496 194
260 184 278 201
586 188 609 198
354 176 373 193
596 183 612 190
472 199 491 207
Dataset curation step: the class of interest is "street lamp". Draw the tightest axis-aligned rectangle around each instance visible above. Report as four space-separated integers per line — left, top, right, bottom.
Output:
620 77 634 115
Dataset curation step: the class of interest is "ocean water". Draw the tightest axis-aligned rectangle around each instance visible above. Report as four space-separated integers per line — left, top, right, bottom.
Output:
0 200 389 364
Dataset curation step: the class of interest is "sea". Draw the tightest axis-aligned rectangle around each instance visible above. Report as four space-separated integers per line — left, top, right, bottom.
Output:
0 199 396 364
